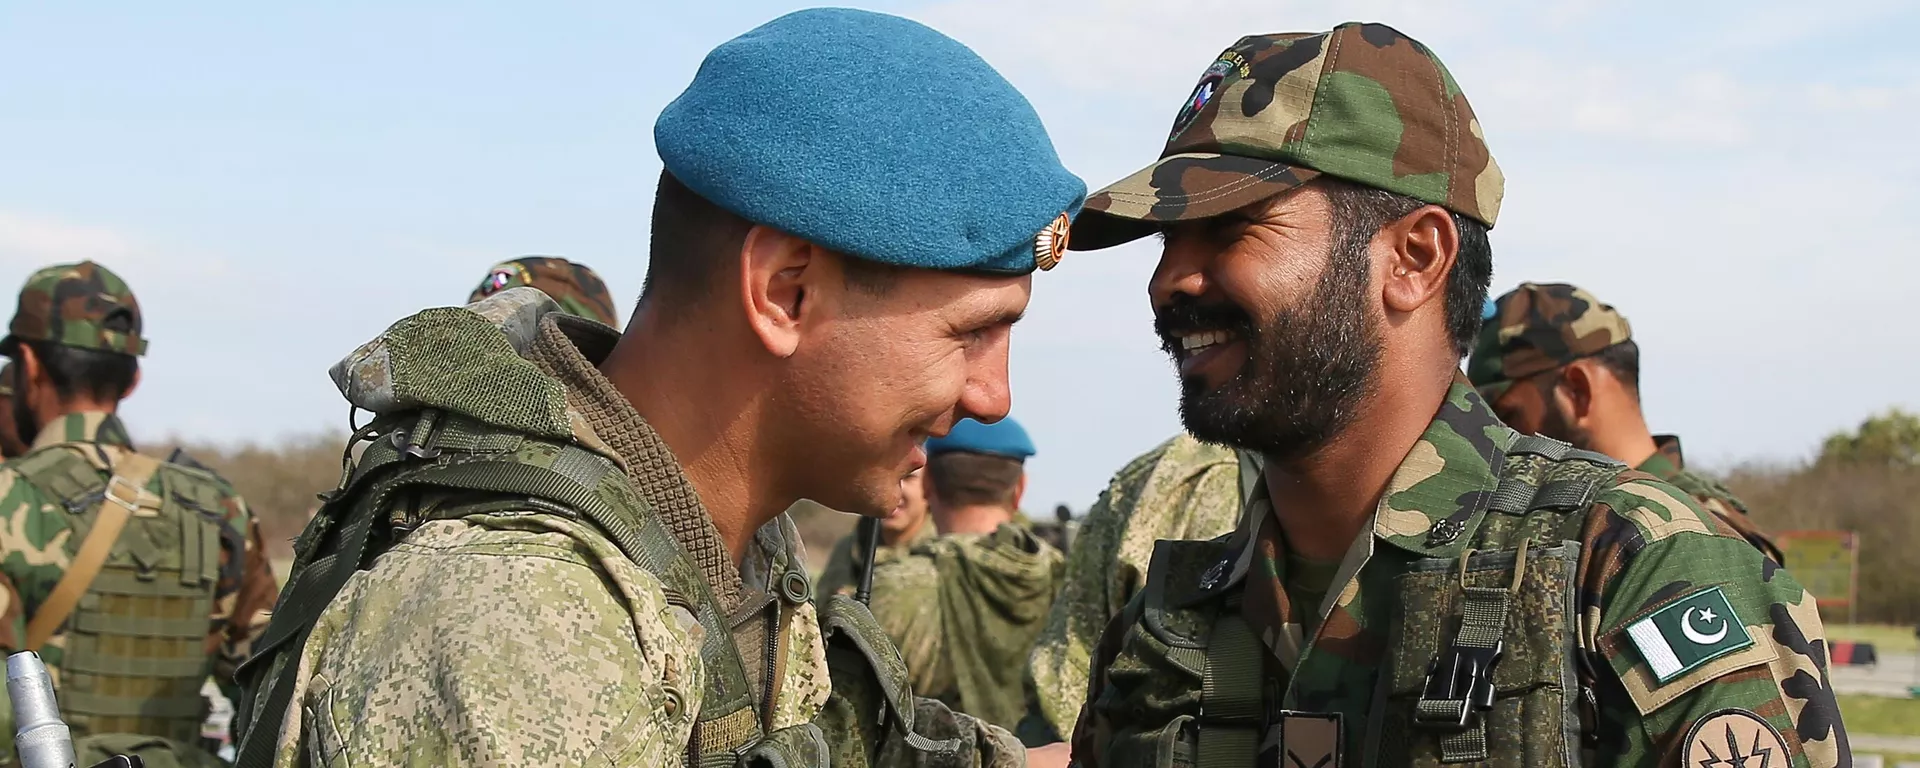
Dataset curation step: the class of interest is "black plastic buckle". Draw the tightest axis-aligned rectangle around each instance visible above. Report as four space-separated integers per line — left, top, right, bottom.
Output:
1417 640 1504 729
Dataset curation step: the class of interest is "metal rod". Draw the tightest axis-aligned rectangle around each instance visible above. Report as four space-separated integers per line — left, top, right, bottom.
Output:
854 515 881 605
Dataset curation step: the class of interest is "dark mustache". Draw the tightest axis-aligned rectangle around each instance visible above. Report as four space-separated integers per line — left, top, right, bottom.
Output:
1154 295 1255 356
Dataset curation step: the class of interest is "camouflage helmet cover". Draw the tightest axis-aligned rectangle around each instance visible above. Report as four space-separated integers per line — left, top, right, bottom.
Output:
468 256 619 327
2 261 147 357
1466 282 1633 400
1072 22 1503 250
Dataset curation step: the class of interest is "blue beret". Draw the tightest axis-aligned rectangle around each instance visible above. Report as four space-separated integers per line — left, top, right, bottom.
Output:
655 8 1085 275
927 417 1035 461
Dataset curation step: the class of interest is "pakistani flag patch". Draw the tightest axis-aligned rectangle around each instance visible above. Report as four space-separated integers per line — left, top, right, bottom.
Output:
1626 586 1754 684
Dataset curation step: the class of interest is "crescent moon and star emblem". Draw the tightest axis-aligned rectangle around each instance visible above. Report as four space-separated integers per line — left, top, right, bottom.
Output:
1682 606 1730 645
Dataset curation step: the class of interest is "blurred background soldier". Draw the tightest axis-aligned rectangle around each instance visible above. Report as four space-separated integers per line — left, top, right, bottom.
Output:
0 261 276 767
0 361 28 458
1469 282 1784 563
468 255 619 326
1018 433 1254 744
868 417 1066 732
815 466 932 601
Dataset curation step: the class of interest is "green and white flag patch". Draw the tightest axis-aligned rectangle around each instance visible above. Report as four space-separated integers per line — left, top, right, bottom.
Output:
1626 586 1754 683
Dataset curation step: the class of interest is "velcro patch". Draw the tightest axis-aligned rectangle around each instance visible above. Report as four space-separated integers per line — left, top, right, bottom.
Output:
1626 586 1752 683
1604 586 1779 716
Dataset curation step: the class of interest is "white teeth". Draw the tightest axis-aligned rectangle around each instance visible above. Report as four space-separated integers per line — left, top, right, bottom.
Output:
1179 330 1232 351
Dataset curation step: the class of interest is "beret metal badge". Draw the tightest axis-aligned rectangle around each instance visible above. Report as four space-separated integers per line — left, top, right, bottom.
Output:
1034 212 1071 271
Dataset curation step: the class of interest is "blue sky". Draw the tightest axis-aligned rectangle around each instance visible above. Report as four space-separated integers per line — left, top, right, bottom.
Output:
2 0 1916 512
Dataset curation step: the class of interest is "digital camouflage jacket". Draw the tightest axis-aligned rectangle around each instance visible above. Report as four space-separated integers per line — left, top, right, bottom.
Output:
232 289 1023 767
816 518 934 603
1020 435 1252 744
869 523 1064 732
1071 382 1846 768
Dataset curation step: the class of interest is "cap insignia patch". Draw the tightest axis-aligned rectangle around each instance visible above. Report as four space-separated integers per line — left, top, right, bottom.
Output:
1034 212 1071 271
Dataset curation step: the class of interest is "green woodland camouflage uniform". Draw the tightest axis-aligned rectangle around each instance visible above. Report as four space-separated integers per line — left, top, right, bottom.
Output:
0 262 277 766
1019 435 1253 744
1066 24 1845 768
469 256 620 327
1073 385 1846 768
868 523 1064 733
230 289 1023 767
1468 282 1785 564
816 517 934 603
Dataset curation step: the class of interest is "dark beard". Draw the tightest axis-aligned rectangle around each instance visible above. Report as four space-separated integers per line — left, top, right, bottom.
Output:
1155 245 1380 463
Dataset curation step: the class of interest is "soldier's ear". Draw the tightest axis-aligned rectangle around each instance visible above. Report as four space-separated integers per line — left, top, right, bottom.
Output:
739 224 816 359
123 365 140 402
1378 204 1458 320
1557 362 1598 419
15 346 47 408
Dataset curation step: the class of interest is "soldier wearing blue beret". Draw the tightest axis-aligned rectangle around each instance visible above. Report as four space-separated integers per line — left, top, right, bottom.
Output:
235 8 1080 768
928 417 1039 462
867 417 1067 735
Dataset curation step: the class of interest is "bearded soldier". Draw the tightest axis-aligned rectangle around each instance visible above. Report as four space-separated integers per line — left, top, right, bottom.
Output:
0 262 277 767
1468 283 1785 564
1062 22 1845 768
468 255 620 327
231 9 1082 767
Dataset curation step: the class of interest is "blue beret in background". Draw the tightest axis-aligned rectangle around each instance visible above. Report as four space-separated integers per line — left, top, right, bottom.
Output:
927 417 1035 461
654 7 1085 275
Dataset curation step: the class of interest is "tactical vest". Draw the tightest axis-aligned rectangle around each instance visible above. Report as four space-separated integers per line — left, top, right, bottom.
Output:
1110 434 1624 768
231 409 941 768
10 443 237 744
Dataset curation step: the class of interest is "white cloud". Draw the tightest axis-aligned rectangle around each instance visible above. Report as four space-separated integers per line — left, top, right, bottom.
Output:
0 211 141 267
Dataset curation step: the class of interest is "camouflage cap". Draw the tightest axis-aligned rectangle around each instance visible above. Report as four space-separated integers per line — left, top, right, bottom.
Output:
468 256 619 327
1466 282 1632 400
2 261 147 357
1071 22 1502 250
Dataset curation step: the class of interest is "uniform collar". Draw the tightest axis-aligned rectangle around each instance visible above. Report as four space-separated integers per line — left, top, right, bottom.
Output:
29 410 133 452
1194 377 1516 602
1638 434 1686 480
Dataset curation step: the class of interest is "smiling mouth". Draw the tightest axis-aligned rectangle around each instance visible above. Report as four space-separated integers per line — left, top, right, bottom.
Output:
1176 329 1237 359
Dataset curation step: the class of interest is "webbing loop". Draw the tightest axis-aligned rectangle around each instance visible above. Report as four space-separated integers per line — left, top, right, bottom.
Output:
1196 611 1264 768
1415 539 1531 762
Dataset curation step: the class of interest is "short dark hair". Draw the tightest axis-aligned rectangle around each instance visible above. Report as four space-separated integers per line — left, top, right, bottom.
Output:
925 451 1023 509
21 339 137 404
639 171 754 309
639 171 905 310
1321 178 1493 358
1591 340 1641 393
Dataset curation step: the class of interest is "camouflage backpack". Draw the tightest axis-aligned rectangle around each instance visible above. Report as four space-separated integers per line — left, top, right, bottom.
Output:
229 291 951 768
7 440 241 765
1111 434 1624 768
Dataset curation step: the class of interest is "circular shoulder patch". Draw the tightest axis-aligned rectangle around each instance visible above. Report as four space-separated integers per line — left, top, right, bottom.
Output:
1682 709 1789 768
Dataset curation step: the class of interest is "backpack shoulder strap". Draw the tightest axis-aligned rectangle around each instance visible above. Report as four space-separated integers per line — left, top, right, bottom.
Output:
22 452 164 650
233 410 760 768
